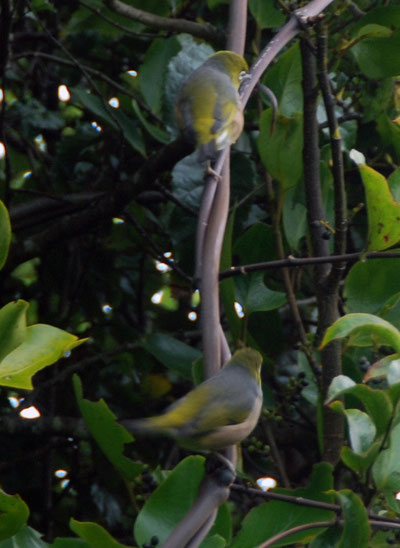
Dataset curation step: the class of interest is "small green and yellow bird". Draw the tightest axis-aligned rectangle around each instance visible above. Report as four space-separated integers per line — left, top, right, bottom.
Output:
175 50 248 162
121 347 263 451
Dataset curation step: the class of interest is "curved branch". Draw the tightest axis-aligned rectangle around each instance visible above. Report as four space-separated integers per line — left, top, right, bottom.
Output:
104 0 223 45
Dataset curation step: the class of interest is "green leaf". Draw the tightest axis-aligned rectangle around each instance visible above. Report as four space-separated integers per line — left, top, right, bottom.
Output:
0 201 11 270
70 519 130 548
344 259 400 324
73 376 143 481
134 456 205 547
71 88 146 157
352 28 400 79
373 423 400 491
326 379 392 436
233 223 277 265
330 404 376 454
0 324 85 389
209 503 231 545
340 441 381 477
0 300 28 363
363 354 400 383
139 37 180 114
258 109 303 191
0 525 50 547
235 272 286 314
131 99 170 144
282 186 307 250
0 490 29 541
262 44 303 116
171 153 206 210
358 164 400 251
249 0 285 29
231 463 334 547
326 375 356 400
320 313 400 354
335 490 370 547
200 536 226 548
143 333 201 381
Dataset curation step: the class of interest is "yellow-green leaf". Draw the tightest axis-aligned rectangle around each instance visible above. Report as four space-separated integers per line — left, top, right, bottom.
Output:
359 164 400 250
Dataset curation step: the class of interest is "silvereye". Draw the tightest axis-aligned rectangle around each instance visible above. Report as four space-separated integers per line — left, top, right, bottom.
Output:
121 347 263 451
175 51 248 162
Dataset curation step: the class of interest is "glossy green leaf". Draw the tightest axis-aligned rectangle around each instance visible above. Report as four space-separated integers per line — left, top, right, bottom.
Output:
231 463 334 547
326 375 356 399
320 313 400 353
200 536 226 548
249 0 285 29
235 272 286 314
70 519 130 548
0 490 29 541
139 37 180 114
134 456 205 547
263 44 303 116
363 354 400 382
73 375 143 481
0 324 85 389
340 441 381 477
0 525 50 547
330 404 376 454
344 259 400 322
335 490 370 547
373 423 400 491
0 300 28 363
326 379 392 435
143 333 201 381
358 164 400 251
352 28 400 79
0 201 11 270
258 109 303 191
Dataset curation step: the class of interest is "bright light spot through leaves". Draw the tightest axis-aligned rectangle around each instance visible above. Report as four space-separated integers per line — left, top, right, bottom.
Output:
108 97 120 108
112 217 125 224
58 84 71 102
55 469 68 478
396 491 400 501
8 396 20 408
0 142 6 159
34 134 47 151
91 121 102 133
102 304 113 314
19 406 41 419
0 89 3 102
234 301 245 318
151 290 163 304
188 311 197 322
127 70 137 77
257 477 277 491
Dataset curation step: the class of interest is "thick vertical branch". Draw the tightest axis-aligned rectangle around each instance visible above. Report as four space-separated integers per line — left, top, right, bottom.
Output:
316 24 347 287
316 24 346 463
301 36 344 464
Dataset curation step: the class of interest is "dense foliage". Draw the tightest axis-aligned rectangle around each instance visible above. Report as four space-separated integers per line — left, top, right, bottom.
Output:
2 0 400 546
